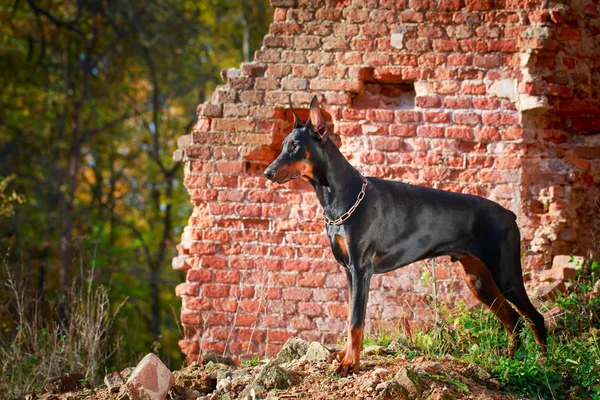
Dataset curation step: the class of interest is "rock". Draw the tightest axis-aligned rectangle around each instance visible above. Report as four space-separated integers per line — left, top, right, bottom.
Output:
394 368 420 399
539 267 577 282
463 363 491 382
363 345 384 356
216 368 233 382
533 280 566 301
553 255 585 270
361 379 376 392
592 280 600 296
427 387 456 400
273 337 309 364
121 353 174 400
105 371 127 393
386 339 421 357
375 381 409 400
121 367 135 380
238 381 264 400
254 362 300 391
371 367 390 381
299 341 331 362
216 376 232 392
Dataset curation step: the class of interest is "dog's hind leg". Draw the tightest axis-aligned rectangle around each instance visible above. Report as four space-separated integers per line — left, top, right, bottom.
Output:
492 230 548 352
459 255 523 356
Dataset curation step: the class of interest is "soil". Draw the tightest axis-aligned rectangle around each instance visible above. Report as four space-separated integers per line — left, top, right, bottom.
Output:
34 339 522 400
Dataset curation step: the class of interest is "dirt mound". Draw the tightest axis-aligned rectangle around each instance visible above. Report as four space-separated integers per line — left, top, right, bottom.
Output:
34 338 518 400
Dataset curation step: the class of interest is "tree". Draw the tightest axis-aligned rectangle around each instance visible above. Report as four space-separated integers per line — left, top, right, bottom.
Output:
0 0 272 373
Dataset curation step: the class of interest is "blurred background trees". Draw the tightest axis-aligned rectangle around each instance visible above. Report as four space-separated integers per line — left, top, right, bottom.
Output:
0 0 272 385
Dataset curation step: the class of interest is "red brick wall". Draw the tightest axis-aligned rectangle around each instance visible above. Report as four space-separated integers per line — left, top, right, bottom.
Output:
173 0 600 363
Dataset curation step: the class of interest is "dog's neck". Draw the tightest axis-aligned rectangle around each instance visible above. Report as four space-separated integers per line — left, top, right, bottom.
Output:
307 140 364 220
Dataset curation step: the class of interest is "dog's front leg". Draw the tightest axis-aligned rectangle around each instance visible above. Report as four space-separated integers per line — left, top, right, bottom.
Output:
335 269 371 377
328 269 353 364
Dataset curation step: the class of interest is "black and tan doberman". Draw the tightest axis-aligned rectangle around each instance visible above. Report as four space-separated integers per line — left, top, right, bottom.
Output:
264 96 547 376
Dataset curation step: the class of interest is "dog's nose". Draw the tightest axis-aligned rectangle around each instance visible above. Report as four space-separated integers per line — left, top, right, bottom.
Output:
264 168 276 181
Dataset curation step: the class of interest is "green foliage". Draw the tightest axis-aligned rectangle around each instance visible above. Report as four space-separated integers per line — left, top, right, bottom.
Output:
363 327 396 349
400 258 600 399
0 0 272 395
0 174 24 218
242 355 263 367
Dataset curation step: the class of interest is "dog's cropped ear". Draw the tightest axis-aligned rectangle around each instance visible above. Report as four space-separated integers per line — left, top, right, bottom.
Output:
307 96 328 144
289 98 304 129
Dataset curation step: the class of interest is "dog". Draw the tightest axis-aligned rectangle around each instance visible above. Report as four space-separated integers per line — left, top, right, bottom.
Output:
264 96 547 376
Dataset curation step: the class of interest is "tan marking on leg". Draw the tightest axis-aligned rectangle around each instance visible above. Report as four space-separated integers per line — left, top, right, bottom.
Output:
460 255 522 355
336 326 363 377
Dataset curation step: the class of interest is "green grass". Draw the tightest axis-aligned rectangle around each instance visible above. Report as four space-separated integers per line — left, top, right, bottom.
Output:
392 258 600 399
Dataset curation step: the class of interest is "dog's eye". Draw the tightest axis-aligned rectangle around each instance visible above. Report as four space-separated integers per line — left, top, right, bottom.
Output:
289 142 299 152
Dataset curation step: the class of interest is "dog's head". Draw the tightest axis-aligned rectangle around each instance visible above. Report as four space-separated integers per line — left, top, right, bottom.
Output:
264 96 329 184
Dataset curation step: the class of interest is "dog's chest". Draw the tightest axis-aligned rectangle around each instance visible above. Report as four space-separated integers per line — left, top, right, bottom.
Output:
326 226 352 267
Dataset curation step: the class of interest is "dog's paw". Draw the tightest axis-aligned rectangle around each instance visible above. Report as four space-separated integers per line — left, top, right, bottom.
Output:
327 348 346 364
335 354 360 377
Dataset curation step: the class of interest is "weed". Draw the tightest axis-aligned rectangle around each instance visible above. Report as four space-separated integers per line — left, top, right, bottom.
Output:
0 253 125 399
396 258 600 399
242 355 263 367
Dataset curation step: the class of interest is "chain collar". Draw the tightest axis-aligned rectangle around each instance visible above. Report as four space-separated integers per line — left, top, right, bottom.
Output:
323 176 368 226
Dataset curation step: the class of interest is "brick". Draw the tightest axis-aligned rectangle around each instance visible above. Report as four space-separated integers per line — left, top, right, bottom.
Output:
187 269 212 283
390 125 417 137
443 97 470 109
472 97 500 110
124 353 174 400
203 284 230 298
373 137 402 151
451 53 475 68
538 267 577 282
453 112 480 125
415 96 441 108
283 287 312 301
465 0 491 10
445 127 473 139
482 113 520 126
424 111 450 123
395 111 421 123
176 283 199 297
417 126 445 138
298 273 325 287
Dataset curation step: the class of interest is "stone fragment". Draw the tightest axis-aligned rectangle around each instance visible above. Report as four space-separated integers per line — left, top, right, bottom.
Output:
552 255 586 269
216 376 232 392
299 341 331 362
518 94 550 112
533 281 566 301
361 379 376 391
375 381 409 400
427 387 456 400
371 367 390 381
386 339 421 357
391 26 408 49
538 266 577 282
121 353 174 400
363 345 384 356
273 337 309 364
462 363 491 382
254 362 300 391
489 79 517 101
105 371 126 393
394 368 419 398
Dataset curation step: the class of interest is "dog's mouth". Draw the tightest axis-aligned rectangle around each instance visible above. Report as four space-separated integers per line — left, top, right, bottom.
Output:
274 170 300 184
